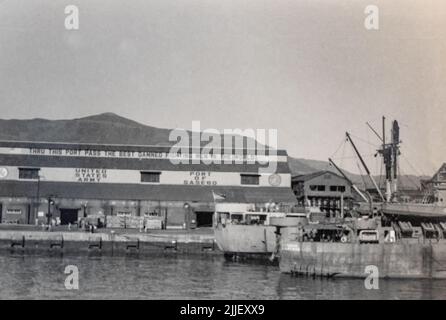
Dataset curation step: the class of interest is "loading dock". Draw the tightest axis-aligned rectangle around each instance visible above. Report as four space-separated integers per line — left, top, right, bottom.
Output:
60 208 79 225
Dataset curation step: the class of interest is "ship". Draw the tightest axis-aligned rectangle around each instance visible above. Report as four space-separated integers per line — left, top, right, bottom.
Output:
277 217 446 278
213 202 307 260
276 117 446 278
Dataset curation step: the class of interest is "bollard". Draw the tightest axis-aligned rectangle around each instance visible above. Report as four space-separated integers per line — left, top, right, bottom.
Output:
11 235 25 248
126 238 140 251
165 240 178 251
88 237 102 250
50 235 64 249
201 240 215 252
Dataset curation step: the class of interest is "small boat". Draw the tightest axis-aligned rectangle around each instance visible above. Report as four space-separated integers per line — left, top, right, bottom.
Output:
213 202 307 261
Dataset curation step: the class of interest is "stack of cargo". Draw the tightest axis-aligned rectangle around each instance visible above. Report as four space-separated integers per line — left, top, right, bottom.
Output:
125 216 145 229
144 217 163 230
105 216 163 229
105 216 126 228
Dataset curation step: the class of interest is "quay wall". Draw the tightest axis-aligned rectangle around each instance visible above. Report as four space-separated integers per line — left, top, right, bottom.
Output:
0 230 221 256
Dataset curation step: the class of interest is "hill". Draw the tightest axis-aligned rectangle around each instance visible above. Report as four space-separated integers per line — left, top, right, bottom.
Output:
0 113 427 189
287 156 426 190
0 113 173 146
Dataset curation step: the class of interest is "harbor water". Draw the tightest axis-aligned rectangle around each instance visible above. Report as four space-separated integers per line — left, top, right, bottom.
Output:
0 253 445 300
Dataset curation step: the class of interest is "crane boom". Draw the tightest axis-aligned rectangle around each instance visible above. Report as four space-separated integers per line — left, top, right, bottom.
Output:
328 158 369 203
345 132 385 202
366 122 383 143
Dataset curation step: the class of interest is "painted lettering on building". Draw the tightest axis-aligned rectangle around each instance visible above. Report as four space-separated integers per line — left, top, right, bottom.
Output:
184 171 217 186
75 168 107 182
17 147 280 163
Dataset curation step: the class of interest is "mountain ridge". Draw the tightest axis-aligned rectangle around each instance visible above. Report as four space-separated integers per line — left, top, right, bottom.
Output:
0 113 427 189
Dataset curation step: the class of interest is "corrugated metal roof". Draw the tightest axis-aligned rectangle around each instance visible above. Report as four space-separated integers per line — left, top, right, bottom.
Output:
0 140 288 156
0 181 297 204
292 170 344 182
291 170 337 181
0 154 291 173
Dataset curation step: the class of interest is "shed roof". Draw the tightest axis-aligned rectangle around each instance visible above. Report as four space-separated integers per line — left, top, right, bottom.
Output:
0 154 291 173
0 181 297 204
291 170 345 183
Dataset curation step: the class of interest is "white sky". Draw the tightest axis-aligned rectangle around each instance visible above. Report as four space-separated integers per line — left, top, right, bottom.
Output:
0 0 445 175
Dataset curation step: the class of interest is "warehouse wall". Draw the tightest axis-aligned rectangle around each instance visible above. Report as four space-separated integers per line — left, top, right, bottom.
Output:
0 197 209 229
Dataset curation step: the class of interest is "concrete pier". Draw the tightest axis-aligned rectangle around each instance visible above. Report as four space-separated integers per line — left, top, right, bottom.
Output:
0 228 221 256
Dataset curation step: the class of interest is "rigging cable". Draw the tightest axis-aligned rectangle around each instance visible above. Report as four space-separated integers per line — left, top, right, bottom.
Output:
398 162 421 191
347 132 380 148
356 161 368 190
378 157 383 191
331 154 377 161
400 152 426 178
330 138 347 159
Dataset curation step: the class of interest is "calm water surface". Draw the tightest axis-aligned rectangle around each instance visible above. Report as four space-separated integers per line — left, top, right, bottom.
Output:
0 253 445 300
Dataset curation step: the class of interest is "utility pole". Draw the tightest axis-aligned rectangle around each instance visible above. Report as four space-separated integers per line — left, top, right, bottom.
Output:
35 175 41 225
184 203 190 230
47 195 55 228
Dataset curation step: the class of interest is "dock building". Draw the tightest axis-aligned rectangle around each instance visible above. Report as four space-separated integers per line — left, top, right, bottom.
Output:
291 170 353 216
0 140 296 228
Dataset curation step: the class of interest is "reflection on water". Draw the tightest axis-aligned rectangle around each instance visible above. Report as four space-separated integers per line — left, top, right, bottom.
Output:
0 253 445 300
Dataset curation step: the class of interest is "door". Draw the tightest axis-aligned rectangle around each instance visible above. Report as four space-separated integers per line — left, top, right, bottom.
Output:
27 204 31 224
195 211 214 228
60 209 79 225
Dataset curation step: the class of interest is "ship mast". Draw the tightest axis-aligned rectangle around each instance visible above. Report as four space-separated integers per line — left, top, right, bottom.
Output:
375 116 400 202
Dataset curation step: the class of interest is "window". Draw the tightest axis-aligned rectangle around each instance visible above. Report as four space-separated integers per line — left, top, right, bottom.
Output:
145 211 161 217
217 212 230 224
18 168 40 180
6 208 22 215
141 171 161 183
330 185 346 192
230 214 244 223
310 185 325 191
241 174 260 185
117 211 132 217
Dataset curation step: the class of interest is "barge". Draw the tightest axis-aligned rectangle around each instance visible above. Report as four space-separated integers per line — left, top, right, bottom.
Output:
277 217 446 278
213 202 307 260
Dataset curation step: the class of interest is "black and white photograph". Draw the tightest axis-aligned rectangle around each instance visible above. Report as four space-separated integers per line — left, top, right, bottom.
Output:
0 0 445 305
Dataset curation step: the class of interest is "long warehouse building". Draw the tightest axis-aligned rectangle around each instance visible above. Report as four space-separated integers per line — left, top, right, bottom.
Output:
0 140 297 228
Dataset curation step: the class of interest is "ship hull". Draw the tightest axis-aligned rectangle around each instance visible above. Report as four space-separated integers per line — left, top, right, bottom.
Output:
382 203 446 218
214 224 277 259
280 241 446 278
